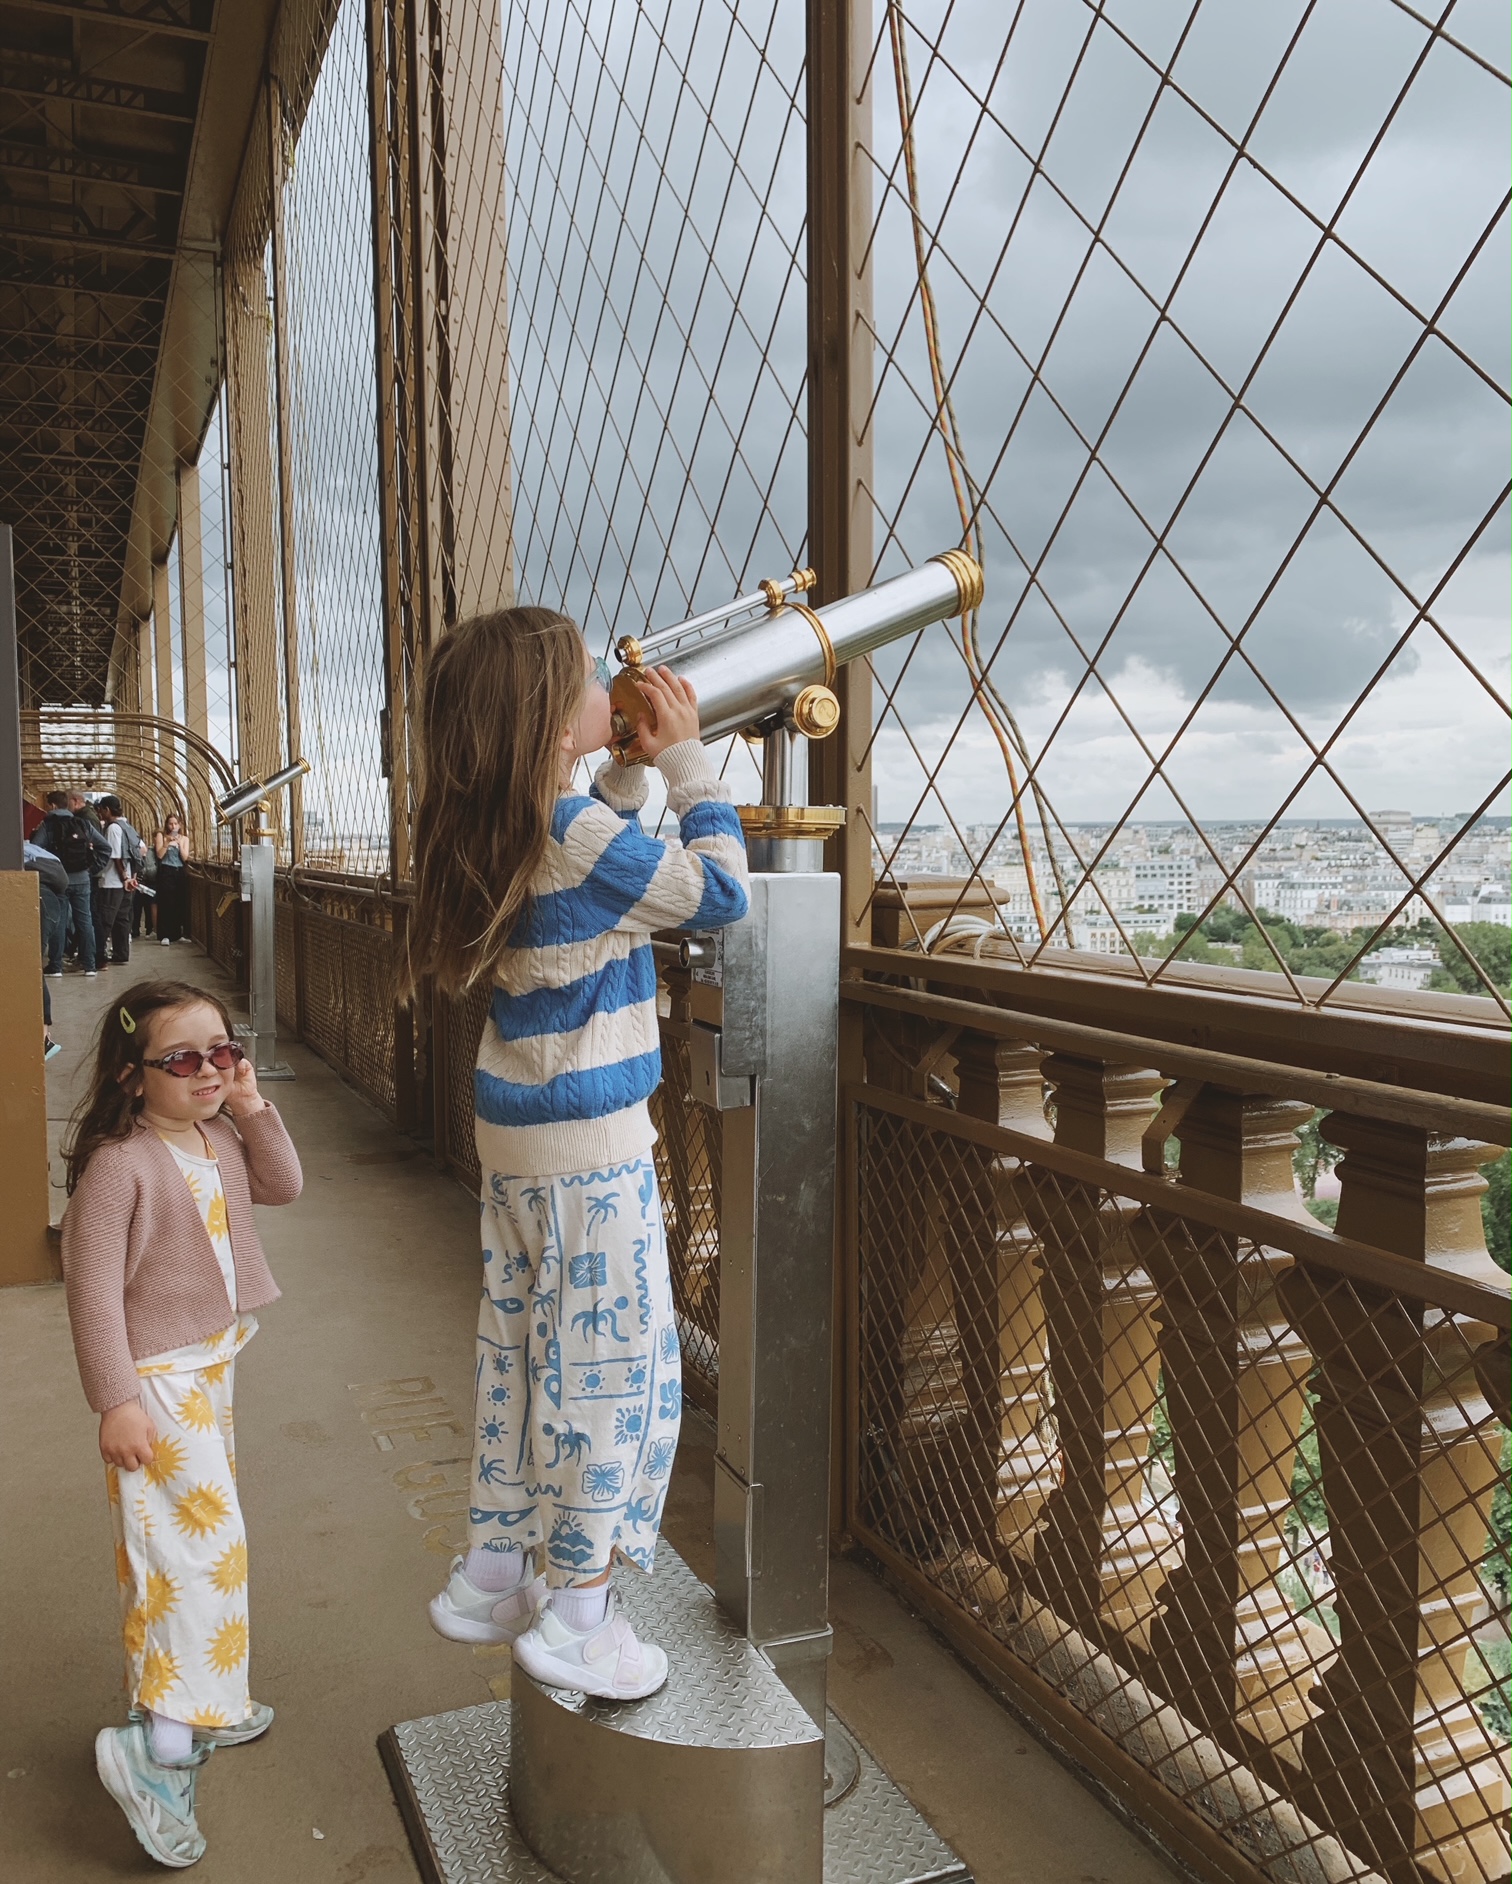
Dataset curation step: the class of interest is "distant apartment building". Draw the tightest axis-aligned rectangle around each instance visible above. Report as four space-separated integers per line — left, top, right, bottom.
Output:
1129 857 1222 924
1248 875 1342 921
1436 889 1510 927
1356 946 1440 991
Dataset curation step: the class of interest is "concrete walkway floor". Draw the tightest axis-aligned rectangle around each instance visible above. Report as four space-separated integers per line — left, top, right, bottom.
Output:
2 946 1182 1884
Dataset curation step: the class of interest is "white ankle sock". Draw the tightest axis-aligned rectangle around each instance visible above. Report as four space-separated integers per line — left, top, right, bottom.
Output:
464 1545 528 1594
148 1712 193 1764
549 1583 610 1633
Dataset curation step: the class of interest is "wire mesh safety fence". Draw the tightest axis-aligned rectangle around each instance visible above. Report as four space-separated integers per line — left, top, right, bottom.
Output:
848 1035 1509 1884
650 976 725 1413
497 0 810 827
856 0 1510 1014
280 0 389 874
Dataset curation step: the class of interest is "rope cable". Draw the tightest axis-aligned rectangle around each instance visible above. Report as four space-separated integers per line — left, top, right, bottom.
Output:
885 4 1079 947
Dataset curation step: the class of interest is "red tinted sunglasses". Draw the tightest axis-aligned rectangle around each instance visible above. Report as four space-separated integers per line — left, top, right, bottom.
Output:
141 1042 245 1079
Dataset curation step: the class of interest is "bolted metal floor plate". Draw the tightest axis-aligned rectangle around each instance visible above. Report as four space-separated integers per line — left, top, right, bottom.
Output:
380 1544 971 1884
382 1700 971 1884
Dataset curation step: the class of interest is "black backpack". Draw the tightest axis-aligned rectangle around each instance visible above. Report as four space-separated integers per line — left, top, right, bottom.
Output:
53 814 95 876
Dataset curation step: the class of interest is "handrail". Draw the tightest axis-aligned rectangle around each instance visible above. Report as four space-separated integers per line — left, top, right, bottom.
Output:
841 980 1512 1147
845 942 1510 1105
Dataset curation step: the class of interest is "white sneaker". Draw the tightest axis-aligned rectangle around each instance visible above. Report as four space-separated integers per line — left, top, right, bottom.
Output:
161 937 172 946
512 1588 668 1700
428 1555 545 1646
95 1721 211 1868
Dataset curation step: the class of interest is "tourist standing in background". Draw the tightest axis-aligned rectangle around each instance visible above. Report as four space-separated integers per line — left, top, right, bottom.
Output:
131 821 158 941
95 796 138 968
35 789 105 976
154 814 191 946
24 834 66 1057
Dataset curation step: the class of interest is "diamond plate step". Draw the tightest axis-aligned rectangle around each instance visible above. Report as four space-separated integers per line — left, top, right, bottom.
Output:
382 1702 972 1884
521 1536 818 1749
381 1544 972 1884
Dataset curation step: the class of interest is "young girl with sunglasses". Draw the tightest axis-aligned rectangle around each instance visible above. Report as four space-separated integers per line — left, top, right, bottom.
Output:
61 979 302 1868
404 606 748 1701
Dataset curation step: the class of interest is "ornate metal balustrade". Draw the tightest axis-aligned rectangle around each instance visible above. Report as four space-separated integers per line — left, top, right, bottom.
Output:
839 970 1507 1884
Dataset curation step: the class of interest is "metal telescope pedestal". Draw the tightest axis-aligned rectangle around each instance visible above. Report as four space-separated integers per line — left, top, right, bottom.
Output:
382 782 970 1883
234 822 294 1081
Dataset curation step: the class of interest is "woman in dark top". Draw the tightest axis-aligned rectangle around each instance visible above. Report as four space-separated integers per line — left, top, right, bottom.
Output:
153 812 192 945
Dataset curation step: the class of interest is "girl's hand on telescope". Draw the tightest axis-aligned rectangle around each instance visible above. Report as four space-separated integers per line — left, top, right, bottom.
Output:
636 665 700 758
100 1400 159 1472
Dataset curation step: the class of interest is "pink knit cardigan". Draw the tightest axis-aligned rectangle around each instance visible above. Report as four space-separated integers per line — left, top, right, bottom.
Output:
61 1106 303 1412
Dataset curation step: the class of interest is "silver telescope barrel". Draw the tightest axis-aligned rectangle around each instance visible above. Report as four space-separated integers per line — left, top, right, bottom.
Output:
610 550 982 759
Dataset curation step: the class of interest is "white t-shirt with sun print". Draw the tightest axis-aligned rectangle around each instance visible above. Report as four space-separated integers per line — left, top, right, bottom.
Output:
165 1131 237 1312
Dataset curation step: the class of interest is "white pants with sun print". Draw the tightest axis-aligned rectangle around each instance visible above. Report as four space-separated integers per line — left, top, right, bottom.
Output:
107 1316 258 1729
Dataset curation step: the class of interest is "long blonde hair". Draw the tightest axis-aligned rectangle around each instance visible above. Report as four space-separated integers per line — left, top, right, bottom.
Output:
402 605 586 999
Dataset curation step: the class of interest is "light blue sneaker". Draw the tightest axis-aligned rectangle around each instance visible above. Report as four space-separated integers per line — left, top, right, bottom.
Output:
95 1721 212 1868
129 1700 274 1748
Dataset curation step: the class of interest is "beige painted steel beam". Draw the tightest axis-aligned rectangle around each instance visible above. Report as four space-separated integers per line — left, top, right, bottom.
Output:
152 557 176 824
176 459 208 744
367 0 417 883
176 457 211 828
808 0 875 950
267 78 306 863
224 238 285 820
435 0 516 623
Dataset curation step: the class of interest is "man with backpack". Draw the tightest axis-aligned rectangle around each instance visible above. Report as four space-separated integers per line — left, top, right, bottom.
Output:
94 795 139 967
36 790 106 975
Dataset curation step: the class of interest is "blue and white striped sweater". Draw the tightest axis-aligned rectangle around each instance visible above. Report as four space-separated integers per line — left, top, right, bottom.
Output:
474 738 749 1178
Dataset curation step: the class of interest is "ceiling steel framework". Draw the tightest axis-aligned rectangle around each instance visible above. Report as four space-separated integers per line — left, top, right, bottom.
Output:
0 0 209 703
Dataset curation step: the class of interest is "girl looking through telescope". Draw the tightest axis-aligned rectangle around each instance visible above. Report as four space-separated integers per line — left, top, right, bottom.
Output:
403 606 749 1699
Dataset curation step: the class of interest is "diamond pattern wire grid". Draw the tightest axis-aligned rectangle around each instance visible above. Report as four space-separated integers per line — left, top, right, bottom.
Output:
294 899 401 1117
496 0 809 827
0 117 175 710
441 981 491 1191
274 894 299 1036
851 1099 1509 1884
651 1019 722 1413
280 0 391 875
856 0 1510 1013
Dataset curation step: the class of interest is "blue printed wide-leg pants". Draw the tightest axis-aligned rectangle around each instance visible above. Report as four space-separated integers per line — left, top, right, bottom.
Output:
468 1156 682 1585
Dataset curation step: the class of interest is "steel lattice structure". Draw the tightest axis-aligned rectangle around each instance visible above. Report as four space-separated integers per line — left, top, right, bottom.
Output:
4 5 1508 1882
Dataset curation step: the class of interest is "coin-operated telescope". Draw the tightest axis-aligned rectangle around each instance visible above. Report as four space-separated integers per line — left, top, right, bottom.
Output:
215 756 311 1081
608 549 983 867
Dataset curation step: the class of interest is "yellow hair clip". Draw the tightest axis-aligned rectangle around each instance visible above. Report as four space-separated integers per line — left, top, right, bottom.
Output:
119 1007 136 1034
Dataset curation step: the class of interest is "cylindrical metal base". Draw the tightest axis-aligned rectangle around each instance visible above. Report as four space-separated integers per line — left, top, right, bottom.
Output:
510 1678 822 1884
506 1551 824 1884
